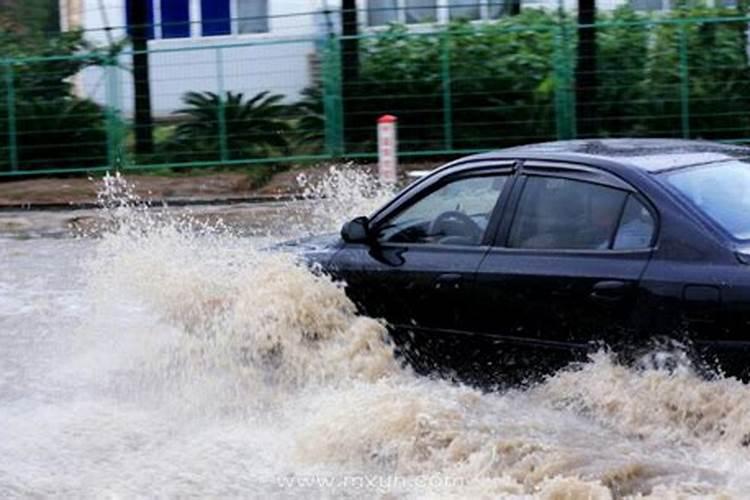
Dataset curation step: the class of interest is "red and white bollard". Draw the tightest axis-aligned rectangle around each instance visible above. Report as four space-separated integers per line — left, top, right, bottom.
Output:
377 114 398 185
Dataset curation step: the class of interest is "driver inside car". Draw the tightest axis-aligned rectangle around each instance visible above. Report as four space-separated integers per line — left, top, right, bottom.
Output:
426 177 506 245
377 175 507 245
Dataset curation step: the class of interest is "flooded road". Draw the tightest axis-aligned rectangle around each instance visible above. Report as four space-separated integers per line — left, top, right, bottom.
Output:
2 171 750 499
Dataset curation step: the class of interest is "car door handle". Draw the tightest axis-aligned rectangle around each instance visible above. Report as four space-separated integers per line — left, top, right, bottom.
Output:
590 280 629 302
435 273 463 290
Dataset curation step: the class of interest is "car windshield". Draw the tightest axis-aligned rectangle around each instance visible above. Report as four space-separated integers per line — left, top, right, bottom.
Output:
663 160 750 239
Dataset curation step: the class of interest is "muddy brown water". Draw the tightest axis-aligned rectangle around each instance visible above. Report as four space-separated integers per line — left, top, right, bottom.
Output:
1 171 749 499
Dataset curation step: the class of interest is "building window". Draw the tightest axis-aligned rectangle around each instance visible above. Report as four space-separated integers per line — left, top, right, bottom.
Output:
367 0 509 27
127 0 269 40
237 0 269 34
449 0 481 21
368 0 399 26
202 0 269 36
201 0 231 36
488 0 510 18
160 0 190 38
629 0 668 10
406 0 437 23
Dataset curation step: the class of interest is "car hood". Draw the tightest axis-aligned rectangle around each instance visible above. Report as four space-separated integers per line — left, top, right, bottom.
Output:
271 232 343 267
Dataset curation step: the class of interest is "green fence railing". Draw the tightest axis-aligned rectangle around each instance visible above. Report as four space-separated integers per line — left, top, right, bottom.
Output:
2 9 750 177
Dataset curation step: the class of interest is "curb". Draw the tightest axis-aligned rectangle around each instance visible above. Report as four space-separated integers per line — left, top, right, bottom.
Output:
0 194 306 212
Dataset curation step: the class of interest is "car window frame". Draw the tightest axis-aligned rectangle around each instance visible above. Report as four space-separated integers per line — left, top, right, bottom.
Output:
660 160 750 244
492 161 659 254
368 162 518 249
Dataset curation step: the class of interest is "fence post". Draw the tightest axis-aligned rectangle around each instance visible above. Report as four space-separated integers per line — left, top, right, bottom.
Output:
4 61 18 172
553 22 576 140
377 114 398 184
103 56 123 170
678 23 690 139
441 32 453 151
216 47 229 162
322 36 344 157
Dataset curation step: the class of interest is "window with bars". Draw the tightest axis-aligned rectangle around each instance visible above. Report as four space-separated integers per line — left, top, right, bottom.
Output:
406 0 438 23
126 0 269 39
367 0 511 27
628 0 669 10
237 0 269 34
368 0 399 25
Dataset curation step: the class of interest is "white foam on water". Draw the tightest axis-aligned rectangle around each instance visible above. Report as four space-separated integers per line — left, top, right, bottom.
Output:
1 170 750 498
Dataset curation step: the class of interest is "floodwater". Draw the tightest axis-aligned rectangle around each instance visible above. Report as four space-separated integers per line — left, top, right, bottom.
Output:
2 170 750 499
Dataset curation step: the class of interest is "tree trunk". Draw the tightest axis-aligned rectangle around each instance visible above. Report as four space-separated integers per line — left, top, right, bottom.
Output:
127 0 153 156
576 0 597 137
341 0 358 150
509 0 521 16
341 0 359 82
738 0 750 68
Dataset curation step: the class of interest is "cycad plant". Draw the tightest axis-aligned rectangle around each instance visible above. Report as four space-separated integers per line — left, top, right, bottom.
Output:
0 97 108 172
17 98 108 170
291 85 325 153
168 90 292 163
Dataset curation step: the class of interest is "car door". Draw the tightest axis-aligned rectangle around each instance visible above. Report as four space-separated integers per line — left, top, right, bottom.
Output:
471 162 657 364
331 164 516 338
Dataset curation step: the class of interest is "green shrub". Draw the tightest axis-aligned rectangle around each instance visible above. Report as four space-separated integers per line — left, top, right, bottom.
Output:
290 85 325 154
160 90 292 163
13 98 108 171
331 9 561 153
0 11 108 173
301 6 750 153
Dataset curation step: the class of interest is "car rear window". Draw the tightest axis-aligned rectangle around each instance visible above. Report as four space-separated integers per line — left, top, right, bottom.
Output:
664 161 750 239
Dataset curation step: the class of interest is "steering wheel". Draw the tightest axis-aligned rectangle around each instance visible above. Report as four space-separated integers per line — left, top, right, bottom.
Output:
428 210 483 244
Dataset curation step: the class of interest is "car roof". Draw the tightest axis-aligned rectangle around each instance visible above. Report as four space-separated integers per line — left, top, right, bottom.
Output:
462 139 750 173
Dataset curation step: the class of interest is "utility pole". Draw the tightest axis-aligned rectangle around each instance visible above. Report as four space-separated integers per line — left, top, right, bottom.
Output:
127 0 154 156
508 0 521 16
341 0 359 148
575 0 597 137
341 0 359 82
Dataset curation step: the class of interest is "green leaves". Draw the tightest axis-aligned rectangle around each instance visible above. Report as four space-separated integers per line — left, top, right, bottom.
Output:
163 90 293 163
0 5 107 172
324 6 750 151
13 97 108 170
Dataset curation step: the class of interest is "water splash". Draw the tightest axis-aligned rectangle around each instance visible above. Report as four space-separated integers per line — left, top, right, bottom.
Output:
288 164 395 237
3 169 750 498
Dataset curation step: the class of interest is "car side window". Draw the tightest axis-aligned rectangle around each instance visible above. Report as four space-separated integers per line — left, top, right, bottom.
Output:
377 175 508 246
508 176 628 250
612 195 655 249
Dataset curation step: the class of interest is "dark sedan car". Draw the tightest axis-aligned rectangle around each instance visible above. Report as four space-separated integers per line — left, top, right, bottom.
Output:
295 139 750 382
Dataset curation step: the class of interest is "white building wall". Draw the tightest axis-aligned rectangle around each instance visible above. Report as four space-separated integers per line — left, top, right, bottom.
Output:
74 0 323 117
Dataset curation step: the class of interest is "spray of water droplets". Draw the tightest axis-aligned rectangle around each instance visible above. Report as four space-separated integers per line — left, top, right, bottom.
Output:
3 167 750 498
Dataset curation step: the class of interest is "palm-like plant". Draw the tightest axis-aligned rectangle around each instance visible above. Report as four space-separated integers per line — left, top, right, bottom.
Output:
291 85 325 153
169 90 292 162
0 97 108 172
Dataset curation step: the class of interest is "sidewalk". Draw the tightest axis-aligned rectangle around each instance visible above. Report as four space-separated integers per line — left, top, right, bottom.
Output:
0 172 283 209
0 161 436 210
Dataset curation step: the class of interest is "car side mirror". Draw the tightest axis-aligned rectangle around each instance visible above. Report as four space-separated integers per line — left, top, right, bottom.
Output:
341 216 371 244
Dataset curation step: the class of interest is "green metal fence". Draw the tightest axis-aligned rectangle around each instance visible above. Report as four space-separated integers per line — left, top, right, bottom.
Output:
2 10 750 177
